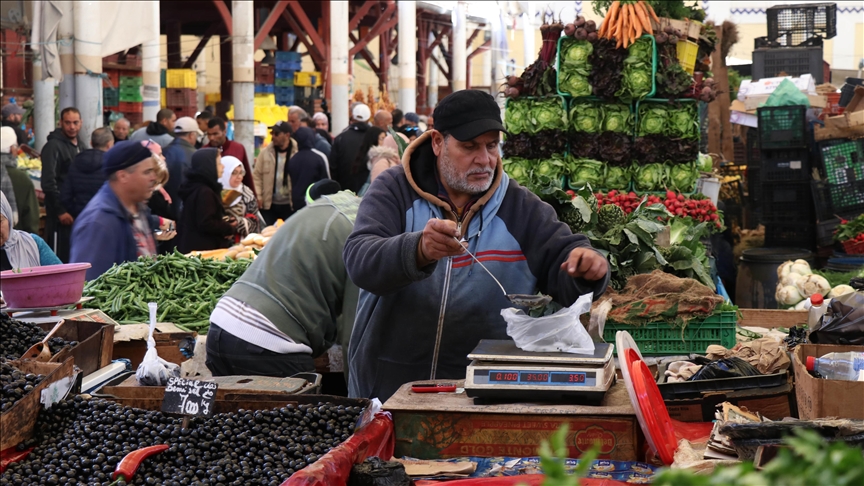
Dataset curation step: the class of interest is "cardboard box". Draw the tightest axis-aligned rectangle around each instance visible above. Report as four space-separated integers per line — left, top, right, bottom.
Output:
112 323 195 368
36 319 115 376
737 309 807 329
663 383 795 422
743 93 827 111
730 100 758 128
793 344 864 420
738 75 816 98
384 380 642 461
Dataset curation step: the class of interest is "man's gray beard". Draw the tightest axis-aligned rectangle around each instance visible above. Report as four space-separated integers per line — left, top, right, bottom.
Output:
439 146 494 196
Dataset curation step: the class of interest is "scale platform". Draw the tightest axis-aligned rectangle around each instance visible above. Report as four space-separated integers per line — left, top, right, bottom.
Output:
465 340 615 405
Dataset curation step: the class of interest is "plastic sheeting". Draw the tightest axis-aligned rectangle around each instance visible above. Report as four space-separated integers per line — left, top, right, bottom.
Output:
414 476 629 485
281 413 395 486
0 446 33 474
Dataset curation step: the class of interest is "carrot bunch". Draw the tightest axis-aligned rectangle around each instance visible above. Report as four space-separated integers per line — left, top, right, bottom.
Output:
598 1 659 49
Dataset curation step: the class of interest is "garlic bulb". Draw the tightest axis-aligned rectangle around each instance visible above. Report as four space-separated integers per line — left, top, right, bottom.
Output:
777 285 804 307
777 261 793 279
828 284 855 299
795 274 831 298
780 272 804 287
790 259 812 276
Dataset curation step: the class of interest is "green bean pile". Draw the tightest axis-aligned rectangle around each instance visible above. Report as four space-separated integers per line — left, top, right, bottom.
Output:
83 251 251 333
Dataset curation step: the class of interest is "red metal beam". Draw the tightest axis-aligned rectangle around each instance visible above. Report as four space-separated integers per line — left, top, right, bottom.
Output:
182 23 220 69
212 0 232 36
431 55 449 78
429 26 450 53
350 0 397 56
280 8 325 65
465 39 490 89
254 1 289 50
349 1 377 31
466 27 482 47
349 32 380 72
321 0 331 103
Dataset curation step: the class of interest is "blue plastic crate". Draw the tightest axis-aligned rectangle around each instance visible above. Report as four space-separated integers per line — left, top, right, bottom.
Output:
275 96 295 107
275 67 299 79
254 84 275 94
275 51 301 62
275 60 302 72
275 86 294 98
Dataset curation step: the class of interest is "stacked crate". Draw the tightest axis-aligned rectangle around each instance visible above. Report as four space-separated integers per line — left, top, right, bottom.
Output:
274 52 301 106
255 62 275 107
102 69 120 111
165 69 197 118
752 3 836 84
160 69 167 108
756 105 816 248
118 73 144 126
812 139 864 246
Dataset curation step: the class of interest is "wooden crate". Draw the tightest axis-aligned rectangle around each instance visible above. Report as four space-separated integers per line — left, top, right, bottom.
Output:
36 320 114 376
738 309 807 329
0 358 75 450
384 380 642 461
112 323 195 368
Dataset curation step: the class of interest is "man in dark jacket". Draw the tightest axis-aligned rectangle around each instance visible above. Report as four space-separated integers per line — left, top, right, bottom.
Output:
70 141 159 280
329 103 370 193
61 127 113 218
343 90 610 401
162 116 200 217
1 103 29 148
41 107 84 262
288 127 329 212
128 108 176 148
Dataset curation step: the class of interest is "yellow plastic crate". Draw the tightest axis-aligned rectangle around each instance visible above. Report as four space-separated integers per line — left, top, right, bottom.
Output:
294 71 322 87
204 93 221 107
254 94 276 106
165 69 197 89
160 88 166 108
677 40 699 74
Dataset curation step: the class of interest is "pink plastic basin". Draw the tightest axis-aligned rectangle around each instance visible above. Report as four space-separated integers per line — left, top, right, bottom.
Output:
0 263 91 309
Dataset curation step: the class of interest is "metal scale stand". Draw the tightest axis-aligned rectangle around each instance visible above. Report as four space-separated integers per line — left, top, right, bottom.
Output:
464 340 615 405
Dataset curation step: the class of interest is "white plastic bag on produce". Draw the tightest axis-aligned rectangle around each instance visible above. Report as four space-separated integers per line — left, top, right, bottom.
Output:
502 293 595 354
136 302 181 386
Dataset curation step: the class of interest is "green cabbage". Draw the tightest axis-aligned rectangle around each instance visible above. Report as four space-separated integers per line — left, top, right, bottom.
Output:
570 101 603 133
697 153 713 172
633 163 668 192
503 158 531 185
562 38 593 65
559 71 592 98
616 37 654 103
568 158 605 188
669 163 698 192
505 98 566 135
602 104 632 133
668 104 699 139
505 100 531 134
604 165 630 190
638 105 668 136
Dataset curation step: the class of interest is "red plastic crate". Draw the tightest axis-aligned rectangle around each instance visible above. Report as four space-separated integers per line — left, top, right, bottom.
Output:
118 101 143 113
165 88 197 107
102 70 120 89
255 63 275 84
124 113 143 126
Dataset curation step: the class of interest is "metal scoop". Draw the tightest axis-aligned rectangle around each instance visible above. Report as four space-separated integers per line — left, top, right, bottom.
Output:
455 237 552 308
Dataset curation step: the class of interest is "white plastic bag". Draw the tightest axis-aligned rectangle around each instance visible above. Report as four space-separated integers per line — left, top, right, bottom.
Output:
136 302 181 386
502 293 595 354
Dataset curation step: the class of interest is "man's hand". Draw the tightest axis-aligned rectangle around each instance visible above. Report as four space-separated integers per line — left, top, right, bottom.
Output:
561 248 608 281
159 218 175 232
155 230 176 241
417 218 465 267
58 213 74 225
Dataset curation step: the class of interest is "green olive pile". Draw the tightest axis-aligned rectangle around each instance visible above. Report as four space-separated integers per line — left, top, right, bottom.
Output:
2 396 364 485
0 314 77 360
0 359 46 412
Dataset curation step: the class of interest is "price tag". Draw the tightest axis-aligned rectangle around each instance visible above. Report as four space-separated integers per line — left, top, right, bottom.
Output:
161 377 218 417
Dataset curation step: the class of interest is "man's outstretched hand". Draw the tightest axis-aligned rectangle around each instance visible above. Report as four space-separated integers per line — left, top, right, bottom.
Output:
561 248 608 281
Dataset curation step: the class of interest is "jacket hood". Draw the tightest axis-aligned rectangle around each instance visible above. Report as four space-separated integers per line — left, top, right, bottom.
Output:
47 127 80 145
180 148 222 197
145 121 172 136
293 127 316 150
401 131 503 228
73 149 105 174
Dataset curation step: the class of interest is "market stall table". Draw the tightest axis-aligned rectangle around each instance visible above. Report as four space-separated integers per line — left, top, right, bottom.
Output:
383 379 642 462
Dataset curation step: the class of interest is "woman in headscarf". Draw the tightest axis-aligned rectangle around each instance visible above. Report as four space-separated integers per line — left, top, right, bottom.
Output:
1 192 62 271
218 155 264 240
176 148 236 253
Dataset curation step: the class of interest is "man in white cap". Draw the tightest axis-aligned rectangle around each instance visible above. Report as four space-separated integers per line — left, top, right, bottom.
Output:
162 116 202 216
329 103 371 193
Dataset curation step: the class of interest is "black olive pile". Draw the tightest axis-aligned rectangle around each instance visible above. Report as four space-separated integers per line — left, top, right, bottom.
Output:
2 396 363 485
0 314 77 360
0 359 46 411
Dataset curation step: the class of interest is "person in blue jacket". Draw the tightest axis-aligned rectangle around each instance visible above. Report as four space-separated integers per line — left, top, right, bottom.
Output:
343 90 610 401
1 192 61 271
70 141 160 280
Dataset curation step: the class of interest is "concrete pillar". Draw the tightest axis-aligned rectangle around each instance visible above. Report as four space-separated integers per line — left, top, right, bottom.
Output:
32 1 56 151
330 0 350 134
490 5 506 88
427 33 439 108
195 48 207 111
482 45 492 88
232 1 255 165
834 11 858 70
522 5 535 70
73 1 102 144
398 1 417 112
141 1 161 122
57 0 75 111
451 1 467 91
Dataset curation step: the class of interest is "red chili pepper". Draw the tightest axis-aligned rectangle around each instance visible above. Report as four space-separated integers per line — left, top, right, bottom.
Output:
111 444 169 482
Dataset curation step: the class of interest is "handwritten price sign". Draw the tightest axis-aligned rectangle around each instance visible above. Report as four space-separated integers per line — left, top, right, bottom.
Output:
161 377 218 417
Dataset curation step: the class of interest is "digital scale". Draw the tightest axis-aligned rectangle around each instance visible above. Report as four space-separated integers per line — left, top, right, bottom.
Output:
465 340 615 405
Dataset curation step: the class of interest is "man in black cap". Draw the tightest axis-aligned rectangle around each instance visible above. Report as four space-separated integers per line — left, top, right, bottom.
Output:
343 90 610 401
70 140 161 280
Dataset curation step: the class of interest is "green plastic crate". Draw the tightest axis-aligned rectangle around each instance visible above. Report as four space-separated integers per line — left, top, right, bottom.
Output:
160 69 166 88
119 86 143 102
275 77 294 87
119 76 143 87
602 311 737 355
819 139 864 185
103 88 119 107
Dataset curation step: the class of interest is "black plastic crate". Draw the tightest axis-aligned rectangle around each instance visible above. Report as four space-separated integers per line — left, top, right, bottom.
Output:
761 148 811 182
839 78 864 107
767 3 837 45
758 106 808 149
752 46 824 84
747 167 761 207
745 127 761 165
761 181 814 221
765 221 816 248
816 218 841 247
811 179 864 220
819 139 864 185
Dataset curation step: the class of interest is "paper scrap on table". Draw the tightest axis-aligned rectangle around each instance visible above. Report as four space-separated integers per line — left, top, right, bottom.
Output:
393 458 476 477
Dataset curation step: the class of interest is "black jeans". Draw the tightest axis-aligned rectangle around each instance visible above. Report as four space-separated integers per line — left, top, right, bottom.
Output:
260 204 293 226
205 323 314 377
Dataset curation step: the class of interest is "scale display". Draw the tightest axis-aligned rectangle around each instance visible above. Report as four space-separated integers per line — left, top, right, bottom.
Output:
481 369 596 387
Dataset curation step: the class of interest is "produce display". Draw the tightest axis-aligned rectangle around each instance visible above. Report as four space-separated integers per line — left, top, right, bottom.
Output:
592 189 722 228
503 18 563 99
834 215 864 254
188 224 280 261
775 260 858 309
596 1 659 48
0 314 76 360
0 359 46 412
83 251 252 333
568 100 633 166
2 396 364 485
504 98 566 135
558 31 594 97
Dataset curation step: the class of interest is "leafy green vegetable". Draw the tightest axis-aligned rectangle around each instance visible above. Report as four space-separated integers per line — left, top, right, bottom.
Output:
568 158 605 188
638 104 668 136
558 38 593 98
616 36 654 103
633 163 668 192
669 162 698 192
697 153 714 172
504 156 568 200
559 71 592 98
604 165 630 190
561 38 593 65
668 102 699 139
505 97 567 135
602 104 632 133
537 424 599 486
569 101 603 133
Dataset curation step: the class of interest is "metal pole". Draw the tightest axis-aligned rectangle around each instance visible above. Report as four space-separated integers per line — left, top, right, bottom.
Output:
141 1 161 122
330 0 350 134
451 1 467 92
232 0 255 165
32 0 56 151
398 0 417 112
58 0 75 111
73 0 102 145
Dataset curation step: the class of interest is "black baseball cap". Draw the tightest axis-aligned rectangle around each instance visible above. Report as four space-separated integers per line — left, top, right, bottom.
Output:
432 90 507 141
270 120 291 134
